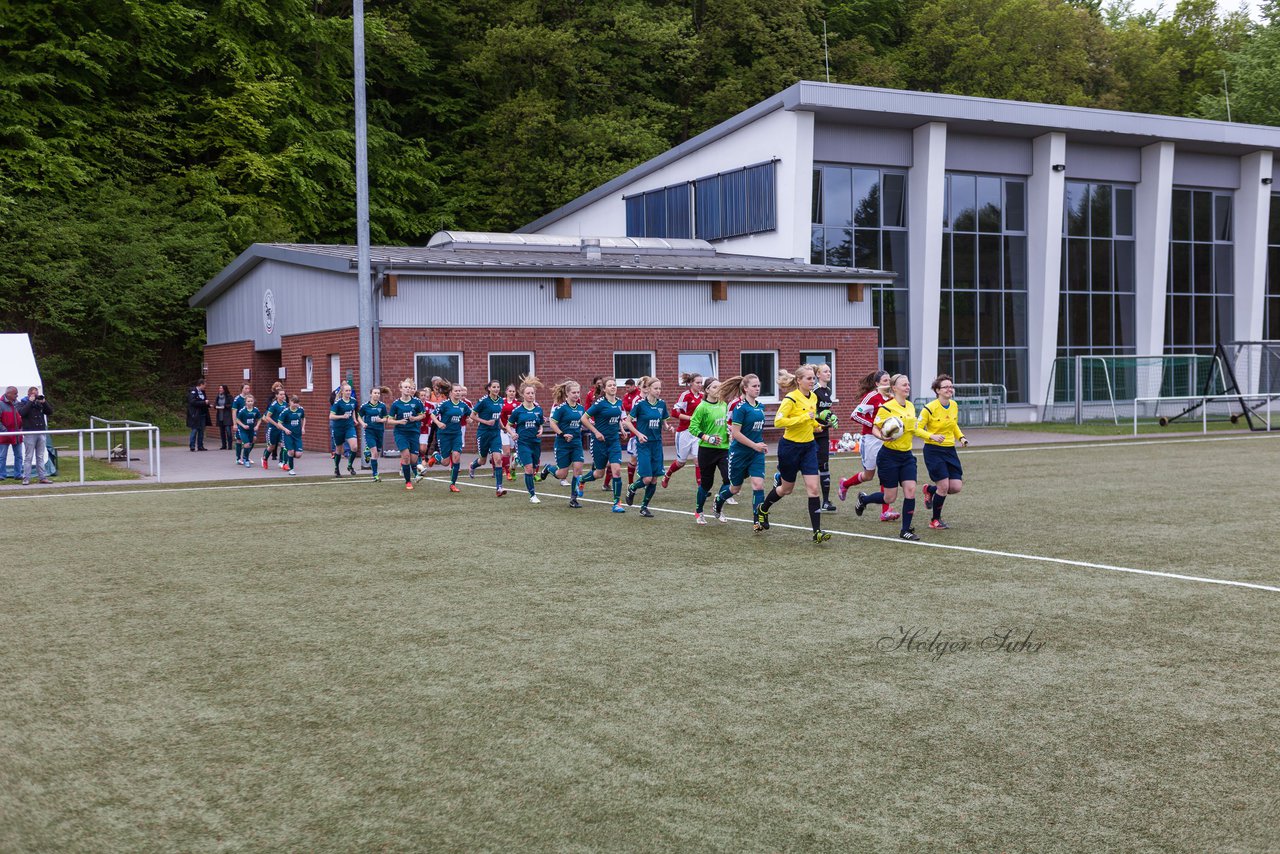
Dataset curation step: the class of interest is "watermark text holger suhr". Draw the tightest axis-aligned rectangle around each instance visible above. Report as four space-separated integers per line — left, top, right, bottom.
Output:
877 627 1046 660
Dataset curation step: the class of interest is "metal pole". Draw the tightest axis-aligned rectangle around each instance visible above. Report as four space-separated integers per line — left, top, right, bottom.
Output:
155 427 162 483
1074 356 1084 425
125 428 132 470
78 431 85 484
353 0 374 399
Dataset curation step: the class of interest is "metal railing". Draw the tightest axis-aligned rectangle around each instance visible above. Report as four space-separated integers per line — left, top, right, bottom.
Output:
0 424 161 484
913 383 1008 427
88 417 157 473
1130 393 1278 435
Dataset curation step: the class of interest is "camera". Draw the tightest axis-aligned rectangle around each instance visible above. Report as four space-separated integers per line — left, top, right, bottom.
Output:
36 395 45 401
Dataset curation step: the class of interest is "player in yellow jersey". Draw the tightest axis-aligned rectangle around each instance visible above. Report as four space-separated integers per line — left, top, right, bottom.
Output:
917 374 969 530
853 374 932 541
754 364 837 543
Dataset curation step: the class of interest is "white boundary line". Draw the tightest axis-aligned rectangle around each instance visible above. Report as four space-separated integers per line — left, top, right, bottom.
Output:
960 431 1280 455
3 467 1276 595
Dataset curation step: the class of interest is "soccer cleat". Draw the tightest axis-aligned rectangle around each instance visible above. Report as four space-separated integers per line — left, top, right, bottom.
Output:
661 474 671 488
922 484 933 509
725 496 738 505
569 498 582 509
348 462 356 476
334 466 342 477
506 469 516 481
538 468 550 482
288 470 297 477
717 510 728 523
813 530 832 544
559 478 570 487
881 509 901 522
496 487 507 497
625 488 636 507
529 495 541 504
756 506 770 530
433 452 444 465
414 470 426 484
611 502 626 513
371 475 381 483
449 484 461 493
639 506 654 518
838 481 849 502
576 485 584 498
416 461 427 475
279 462 288 471
854 492 869 517
899 528 921 542
821 501 838 512
773 471 782 488
694 513 707 525
929 518 949 530
713 494 727 517
405 481 414 490
601 481 610 491
468 460 478 478
262 457 268 470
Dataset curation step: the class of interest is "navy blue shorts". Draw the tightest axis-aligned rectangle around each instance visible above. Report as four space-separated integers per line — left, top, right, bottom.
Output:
555 440 584 470
281 432 304 454
267 426 282 446
331 423 355 444
438 433 463 458
236 428 255 446
518 440 542 468
394 431 419 454
363 429 384 453
592 435 622 469
728 447 765 485
635 438 664 480
477 430 502 458
876 446 918 489
923 444 963 482
777 437 819 483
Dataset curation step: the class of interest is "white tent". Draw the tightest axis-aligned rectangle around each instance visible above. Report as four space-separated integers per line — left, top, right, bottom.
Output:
0 334 43 393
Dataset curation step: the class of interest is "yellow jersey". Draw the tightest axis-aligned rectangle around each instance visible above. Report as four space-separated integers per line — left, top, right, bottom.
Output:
918 399 966 447
874 398 923 452
774 389 818 443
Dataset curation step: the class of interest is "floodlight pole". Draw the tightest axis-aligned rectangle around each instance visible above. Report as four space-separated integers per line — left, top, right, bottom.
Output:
354 0 374 397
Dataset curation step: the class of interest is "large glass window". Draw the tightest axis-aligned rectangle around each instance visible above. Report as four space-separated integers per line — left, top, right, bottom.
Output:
812 165 908 375
488 352 534 392
940 173 1028 402
1167 188 1233 356
415 353 463 388
1056 182 1137 401
626 162 776 241
1264 194 1279 341
740 351 778 401
614 352 655 384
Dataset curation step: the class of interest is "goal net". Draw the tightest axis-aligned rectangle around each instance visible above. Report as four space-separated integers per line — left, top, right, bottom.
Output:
1042 354 1228 424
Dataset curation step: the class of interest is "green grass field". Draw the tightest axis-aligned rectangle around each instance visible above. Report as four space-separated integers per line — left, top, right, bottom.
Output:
3 435 1278 852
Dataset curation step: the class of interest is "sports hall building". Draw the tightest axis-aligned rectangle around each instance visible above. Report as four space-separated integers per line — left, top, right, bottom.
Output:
522 82 1280 415
190 234 890 452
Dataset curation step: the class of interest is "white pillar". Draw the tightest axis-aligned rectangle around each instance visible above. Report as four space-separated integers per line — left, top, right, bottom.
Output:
1026 132 1066 414
788 111 816 263
1134 142 1175 358
908 121 946 387
1233 150 1273 393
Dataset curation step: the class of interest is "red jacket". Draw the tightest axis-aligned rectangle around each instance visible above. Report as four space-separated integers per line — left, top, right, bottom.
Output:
0 399 21 444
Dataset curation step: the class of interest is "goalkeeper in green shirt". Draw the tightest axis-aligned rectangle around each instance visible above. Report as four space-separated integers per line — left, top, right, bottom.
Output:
687 379 732 525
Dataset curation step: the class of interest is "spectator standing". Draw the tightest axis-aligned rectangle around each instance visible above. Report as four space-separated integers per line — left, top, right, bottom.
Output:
0 386 22 480
18 386 53 485
186 380 210 451
214 384 234 450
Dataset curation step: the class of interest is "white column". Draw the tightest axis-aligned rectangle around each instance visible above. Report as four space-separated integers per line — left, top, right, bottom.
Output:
788 111 816 263
1233 150 1273 393
908 121 946 386
1026 132 1066 414
1134 142 1175 358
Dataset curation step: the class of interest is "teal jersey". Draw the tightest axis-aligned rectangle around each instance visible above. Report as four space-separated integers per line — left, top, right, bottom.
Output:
435 399 472 438
266 399 287 425
389 397 424 434
359 401 388 431
474 395 503 435
510 404 544 442
585 396 624 439
630 398 669 442
236 406 262 434
551 403 584 443
277 406 304 433
331 397 358 419
731 400 766 448
233 394 246 413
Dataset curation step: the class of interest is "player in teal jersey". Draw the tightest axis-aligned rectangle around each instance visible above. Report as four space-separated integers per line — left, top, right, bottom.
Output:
581 377 627 512
624 376 670 518
231 383 250 464
329 383 359 477
504 375 546 503
428 381 473 492
357 386 388 482
541 379 587 508
387 378 426 489
233 394 262 467
261 387 288 471
469 380 508 496
714 374 770 526
276 395 306 475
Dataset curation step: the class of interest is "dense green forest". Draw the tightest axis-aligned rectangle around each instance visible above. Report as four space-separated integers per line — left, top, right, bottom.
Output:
1 0 1277 420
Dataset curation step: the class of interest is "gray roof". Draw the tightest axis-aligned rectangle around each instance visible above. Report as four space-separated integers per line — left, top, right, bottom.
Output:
520 80 1280 234
189 238 892 308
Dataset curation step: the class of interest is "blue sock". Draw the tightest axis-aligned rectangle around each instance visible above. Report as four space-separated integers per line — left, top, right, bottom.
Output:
371 458 378 476
580 470 596 483
643 482 656 506
495 467 504 489
716 484 731 504
902 497 916 533
753 488 765 514
402 464 411 482
451 462 460 484
864 491 885 505
696 486 708 512
613 478 622 501
933 493 946 520
525 473 535 496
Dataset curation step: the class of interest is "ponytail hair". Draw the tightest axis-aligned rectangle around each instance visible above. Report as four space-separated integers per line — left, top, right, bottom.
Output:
719 374 754 404
436 379 453 396
777 364 815 396
518 374 544 394
551 379 579 406
679 371 702 387
858 370 889 396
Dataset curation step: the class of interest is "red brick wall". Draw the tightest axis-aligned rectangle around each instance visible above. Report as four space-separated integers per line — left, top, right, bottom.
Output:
203 341 280 404
277 329 360 452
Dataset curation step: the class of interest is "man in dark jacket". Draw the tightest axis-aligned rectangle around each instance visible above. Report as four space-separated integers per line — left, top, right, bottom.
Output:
18 386 53 485
0 386 22 479
186 380 210 451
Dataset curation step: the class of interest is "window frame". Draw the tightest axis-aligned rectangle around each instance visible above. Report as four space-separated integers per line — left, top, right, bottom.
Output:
487 351 534 391
677 351 718 382
414 352 464 389
799 349 836 401
302 356 314 392
740 350 780 403
613 351 656 385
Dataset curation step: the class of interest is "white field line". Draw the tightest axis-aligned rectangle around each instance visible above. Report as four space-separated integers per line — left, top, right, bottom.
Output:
3 466 1276 594
959 431 1280 455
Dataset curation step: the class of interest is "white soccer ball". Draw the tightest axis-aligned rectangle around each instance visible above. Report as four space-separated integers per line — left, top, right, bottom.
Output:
880 416 904 441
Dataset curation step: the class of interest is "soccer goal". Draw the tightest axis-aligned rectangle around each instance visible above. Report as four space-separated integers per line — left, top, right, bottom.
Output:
1042 354 1228 424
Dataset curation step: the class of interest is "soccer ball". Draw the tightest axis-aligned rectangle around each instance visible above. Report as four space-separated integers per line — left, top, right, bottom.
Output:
880 416 904 441
837 432 858 453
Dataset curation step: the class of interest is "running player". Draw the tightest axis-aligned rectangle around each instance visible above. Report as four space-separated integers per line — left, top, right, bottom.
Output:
755 365 836 543
542 379 587 508
276 394 306 476
357 386 388 481
661 373 703 488
624 376 669 518
469 380 508 496
580 377 627 512
234 394 261 467
500 383 519 481
417 388 436 469
261 387 288 471
430 381 472 492
505 375 545 503
387 378 426 489
687 378 730 525
621 378 641 486
917 373 968 530
329 383 359 477
854 373 928 541
838 370 898 522
231 383 250 464
713 374 768 524
812 362 837 511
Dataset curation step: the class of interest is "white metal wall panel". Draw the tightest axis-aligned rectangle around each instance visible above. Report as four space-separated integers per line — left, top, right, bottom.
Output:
1064 143 1141 183
946 133 1032 175
205 261 357 348
1173 151 1241 189
813 124 912 167
380 276 873 329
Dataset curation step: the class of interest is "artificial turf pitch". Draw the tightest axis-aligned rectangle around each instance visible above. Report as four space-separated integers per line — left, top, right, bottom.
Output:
2 435 1278 852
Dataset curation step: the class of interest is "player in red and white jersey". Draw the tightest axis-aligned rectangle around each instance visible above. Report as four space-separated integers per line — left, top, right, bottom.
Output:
500 384 519 479
837 369 899 521
661 372 704 488
417 388 437 468
621 379 642 485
